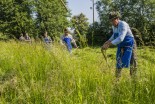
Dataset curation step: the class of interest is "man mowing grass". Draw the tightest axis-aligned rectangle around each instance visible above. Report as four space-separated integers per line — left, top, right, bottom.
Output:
101 11 137 78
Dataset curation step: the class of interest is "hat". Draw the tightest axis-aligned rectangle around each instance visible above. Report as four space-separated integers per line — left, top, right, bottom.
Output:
109 11 121 20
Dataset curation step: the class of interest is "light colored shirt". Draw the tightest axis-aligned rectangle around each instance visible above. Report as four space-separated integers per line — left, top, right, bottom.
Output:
19 36 25 41
60 34 76 45
44 36 52 44
109 20 134 45
60 34 77 52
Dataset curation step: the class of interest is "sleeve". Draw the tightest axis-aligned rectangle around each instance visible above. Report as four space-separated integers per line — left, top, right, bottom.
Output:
111 23 127 45
68 34 75 43
69 34 77 48
108 27 114 41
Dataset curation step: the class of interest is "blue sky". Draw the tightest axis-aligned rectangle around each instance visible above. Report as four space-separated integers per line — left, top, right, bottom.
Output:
67 0 99 24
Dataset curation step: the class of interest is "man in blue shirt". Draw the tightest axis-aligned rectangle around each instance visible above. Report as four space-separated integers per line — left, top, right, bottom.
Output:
102 11 137 78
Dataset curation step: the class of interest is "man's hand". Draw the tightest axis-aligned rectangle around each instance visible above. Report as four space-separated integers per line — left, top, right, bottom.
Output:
101 40 112 50
73 42 78 48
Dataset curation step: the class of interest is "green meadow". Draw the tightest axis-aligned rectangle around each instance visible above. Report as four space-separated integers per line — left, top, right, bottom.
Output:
0 41 155 104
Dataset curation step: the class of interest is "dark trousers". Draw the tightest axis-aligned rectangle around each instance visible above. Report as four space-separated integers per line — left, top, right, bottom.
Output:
130 39 137 76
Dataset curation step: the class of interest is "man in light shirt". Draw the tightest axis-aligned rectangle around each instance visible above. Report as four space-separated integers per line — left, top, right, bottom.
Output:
102 11 137 78
43 31 52 44
60 28 78 53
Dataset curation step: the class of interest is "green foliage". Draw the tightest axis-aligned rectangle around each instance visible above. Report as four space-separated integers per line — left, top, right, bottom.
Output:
87 22 111 46
86 0 113 46
0 0 34 38
93 0 155 45
0 0 69 39
131 28 144 46
71 13 89 36
34 0 69 38
71 13 89 47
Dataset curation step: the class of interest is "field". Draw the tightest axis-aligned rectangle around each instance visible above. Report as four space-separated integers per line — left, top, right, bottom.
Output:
0 41 155 104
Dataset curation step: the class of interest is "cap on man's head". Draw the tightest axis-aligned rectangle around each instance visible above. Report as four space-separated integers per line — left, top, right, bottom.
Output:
109 11 121 20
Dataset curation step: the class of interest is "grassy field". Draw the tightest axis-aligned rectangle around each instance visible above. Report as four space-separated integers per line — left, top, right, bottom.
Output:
0 41 155 104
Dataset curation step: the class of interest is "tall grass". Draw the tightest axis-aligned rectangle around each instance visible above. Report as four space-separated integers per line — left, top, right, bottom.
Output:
0 41 155 104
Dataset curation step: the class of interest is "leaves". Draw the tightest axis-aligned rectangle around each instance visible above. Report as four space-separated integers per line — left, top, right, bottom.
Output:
94 0 155 45
0 0 69 39
71 13 89 47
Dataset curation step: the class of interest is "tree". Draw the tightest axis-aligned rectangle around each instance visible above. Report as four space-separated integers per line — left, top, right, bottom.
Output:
71 13 89 47
0 0 34 38
87 21 111 46
34 0 69 39
0 0 69 40
95 0 155 45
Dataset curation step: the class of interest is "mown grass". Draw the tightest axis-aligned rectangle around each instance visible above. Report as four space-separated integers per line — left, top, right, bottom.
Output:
0 41 155 104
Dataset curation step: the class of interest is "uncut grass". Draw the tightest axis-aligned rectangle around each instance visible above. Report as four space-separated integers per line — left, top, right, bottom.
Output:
0 41 155 104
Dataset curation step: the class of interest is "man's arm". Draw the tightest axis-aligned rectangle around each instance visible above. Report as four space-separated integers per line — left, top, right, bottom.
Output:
111 23 127 45
69 34 78 48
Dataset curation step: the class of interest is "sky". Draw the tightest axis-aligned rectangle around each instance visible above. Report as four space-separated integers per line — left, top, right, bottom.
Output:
67 0 99 24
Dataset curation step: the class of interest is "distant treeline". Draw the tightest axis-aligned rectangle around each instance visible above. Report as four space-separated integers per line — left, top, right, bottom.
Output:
0 0 69 40
87 0 155 46
0 0 155 46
